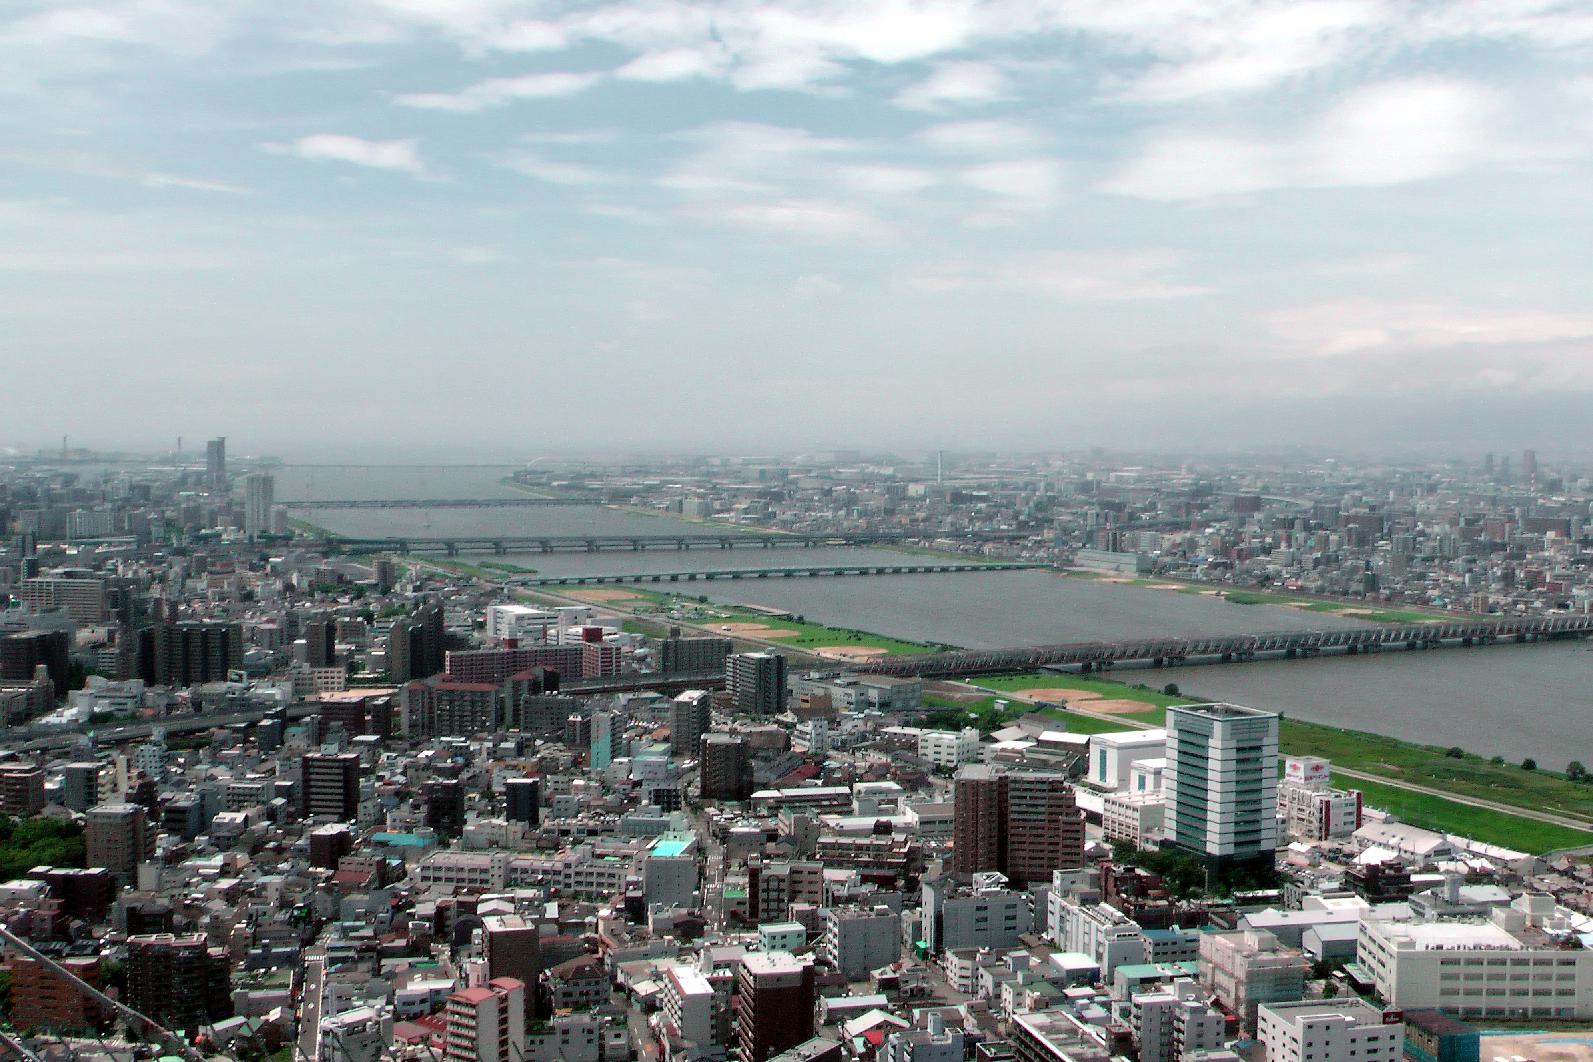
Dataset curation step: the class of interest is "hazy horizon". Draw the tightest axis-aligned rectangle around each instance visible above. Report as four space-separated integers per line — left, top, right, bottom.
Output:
5 1 1593 454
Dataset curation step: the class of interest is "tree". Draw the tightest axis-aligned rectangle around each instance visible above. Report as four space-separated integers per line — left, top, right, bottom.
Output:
1567 761 1587 782
1445 747 1465 759
1490 755 1506 766
1163 683 1180 696
1522 757 1537 771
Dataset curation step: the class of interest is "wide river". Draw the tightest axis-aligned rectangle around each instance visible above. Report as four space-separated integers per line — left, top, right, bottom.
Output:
296 485 1593 768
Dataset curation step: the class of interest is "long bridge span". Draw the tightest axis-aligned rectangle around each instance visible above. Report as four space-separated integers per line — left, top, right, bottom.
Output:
285 497 590 509
853 613 1593 678
526 562 1039 586
314 530 1031 555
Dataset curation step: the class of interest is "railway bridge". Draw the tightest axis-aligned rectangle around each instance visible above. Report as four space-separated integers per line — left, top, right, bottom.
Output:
528 561 1039 585
852 613 1593 678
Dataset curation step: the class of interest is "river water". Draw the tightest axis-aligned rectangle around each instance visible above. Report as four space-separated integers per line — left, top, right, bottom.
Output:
291 476 1593 768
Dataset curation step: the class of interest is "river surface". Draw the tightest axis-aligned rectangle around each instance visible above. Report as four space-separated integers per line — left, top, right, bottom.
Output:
274 465 528 501
1173 640 1593 771
294 483 1593 767
292 503 749 540
700 570 1374 647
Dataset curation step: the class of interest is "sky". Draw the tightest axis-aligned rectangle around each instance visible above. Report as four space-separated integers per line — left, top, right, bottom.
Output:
5 0 1593 460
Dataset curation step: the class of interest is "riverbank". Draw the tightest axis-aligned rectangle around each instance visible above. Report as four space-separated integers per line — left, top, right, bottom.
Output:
951 671 1592 852
1062 570 1454 624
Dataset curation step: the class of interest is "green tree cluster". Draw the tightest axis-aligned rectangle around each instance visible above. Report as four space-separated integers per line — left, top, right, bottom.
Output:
0 816 86 880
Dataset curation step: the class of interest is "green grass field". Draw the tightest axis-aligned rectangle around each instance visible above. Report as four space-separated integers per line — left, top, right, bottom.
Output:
966 672 1198 724
1280 719 1593 823
1340 775 1591 853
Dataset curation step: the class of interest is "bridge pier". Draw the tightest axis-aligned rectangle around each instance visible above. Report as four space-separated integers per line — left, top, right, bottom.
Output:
493 541 505 555
446 542 459 557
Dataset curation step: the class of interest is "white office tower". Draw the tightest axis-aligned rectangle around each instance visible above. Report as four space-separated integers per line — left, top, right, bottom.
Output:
1164 703 1278 870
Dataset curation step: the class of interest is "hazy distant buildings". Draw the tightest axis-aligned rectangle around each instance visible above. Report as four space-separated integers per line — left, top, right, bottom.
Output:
243 472 274 540
205 437 226 493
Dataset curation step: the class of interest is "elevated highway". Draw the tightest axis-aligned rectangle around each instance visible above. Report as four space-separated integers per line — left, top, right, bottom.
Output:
853 612 1593 678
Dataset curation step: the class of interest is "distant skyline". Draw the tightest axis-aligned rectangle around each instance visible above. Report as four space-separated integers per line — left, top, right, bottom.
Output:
5 1 1593 454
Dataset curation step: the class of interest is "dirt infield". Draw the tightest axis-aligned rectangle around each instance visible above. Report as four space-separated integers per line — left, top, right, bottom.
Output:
812 646 888 660
717 622 801 638
1008 688 1152 716
1011 688 1087 704
1087 699 1158 715
565 588 643 602
1482 1034 1593 1062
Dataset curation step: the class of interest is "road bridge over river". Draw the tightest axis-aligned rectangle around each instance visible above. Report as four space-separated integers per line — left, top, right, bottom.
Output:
312 530 1033 555
852 612 1593 678
284 497 591 508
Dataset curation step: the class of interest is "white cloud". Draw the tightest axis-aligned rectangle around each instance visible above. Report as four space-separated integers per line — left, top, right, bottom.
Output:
615 46 727 82
695 198 895 244
394 71 601 113
958 158 1065 211
918 119 1043 155
894 60 1011 110
271 134 427 174
141 172 251 194
1103 78 1501 200
496 151 617 186
904 250 1211 300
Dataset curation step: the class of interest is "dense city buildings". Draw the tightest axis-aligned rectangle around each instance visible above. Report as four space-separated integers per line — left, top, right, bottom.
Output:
0 445 1589 1062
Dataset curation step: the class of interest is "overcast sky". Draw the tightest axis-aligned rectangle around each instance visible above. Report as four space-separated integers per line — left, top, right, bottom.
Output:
5 1 1593 460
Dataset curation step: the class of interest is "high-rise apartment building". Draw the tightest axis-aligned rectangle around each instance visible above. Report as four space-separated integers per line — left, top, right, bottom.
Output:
0 762 45 817
6 956 105 1032
243 472 274 540
301 752 361 821
136 621 243 687
125 933 233 1033
445 977 526 1062
734 952 815 1062
504 777 540 825
669 690 713 757
590 705 624 769
727 652 787 715
952 766 1084 887
204 437 226 493
699 733 753 802
16 577 107 624
1 630 70 696
661 636 733 675
85 802 155 882
1164 703 1279 873
301 612 335 669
